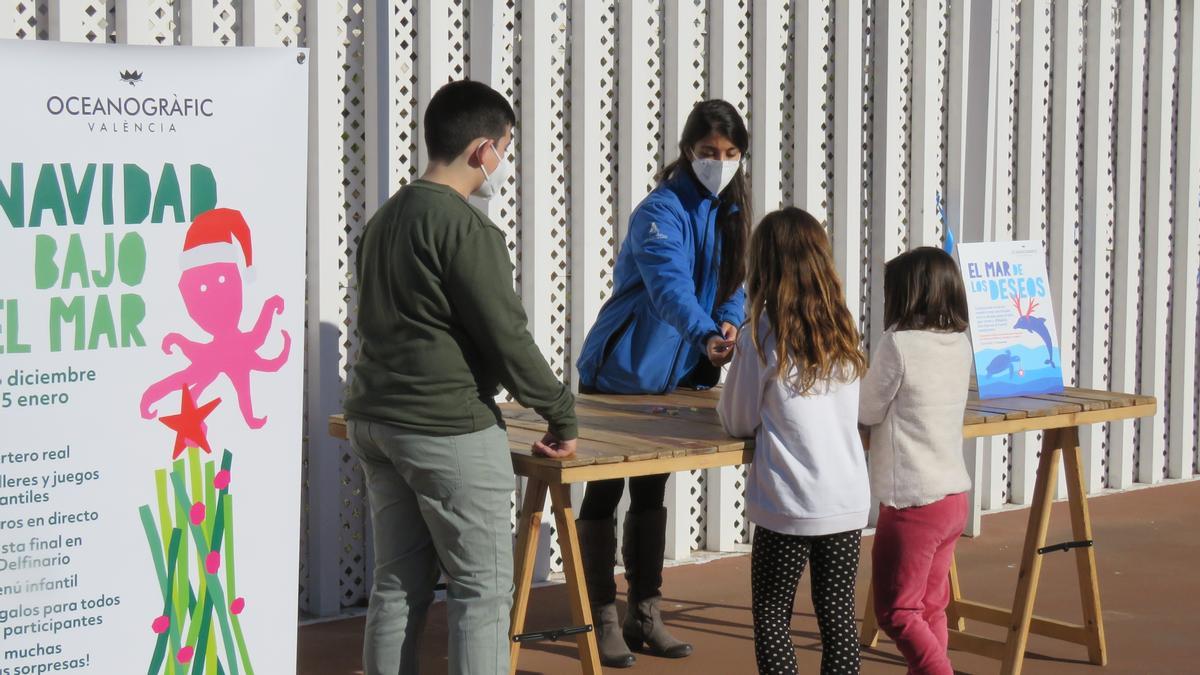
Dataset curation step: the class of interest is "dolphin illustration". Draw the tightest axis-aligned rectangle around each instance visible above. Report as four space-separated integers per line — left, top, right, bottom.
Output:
1012 295 1056 368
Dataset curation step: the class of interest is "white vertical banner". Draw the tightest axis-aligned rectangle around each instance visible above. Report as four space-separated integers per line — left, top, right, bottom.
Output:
416 0 454 174
617 0 659 248
303 0 346 618
49 0 90 43
1079 0 1117 495
1049 0 1086 499
1141 1 1177 484
519 1 557 360
868 0 907 351
1170 0 1200 480
1110 0 1149 489
792 0 828 221
662 0 707 558
468 0 510 223
570 0 610 386
1011 0 1054 505
240 0 278 48
0 41 308 673
523 1 572 571
909 0 943 248
704 464 741 552
833 0 864 322
943 0 973 261
1049 0 1084 395
708 0 748 111
664 0 705 165
115 0 155 45
664 471 696 561
942 7 976 525
959 0 1002 532
364 0 391 214
181 0 222 47
705 1 750 543
750 0 785 219
980 0 1016 513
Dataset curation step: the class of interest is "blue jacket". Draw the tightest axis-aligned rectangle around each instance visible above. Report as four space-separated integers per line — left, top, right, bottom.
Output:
576 170 747 393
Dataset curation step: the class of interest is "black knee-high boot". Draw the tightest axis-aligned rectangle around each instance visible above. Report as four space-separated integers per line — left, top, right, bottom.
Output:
620 508 693 658
576 518 636 668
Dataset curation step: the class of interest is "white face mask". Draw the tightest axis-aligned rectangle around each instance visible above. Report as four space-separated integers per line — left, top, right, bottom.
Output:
691 157 741 196
473 142 513 200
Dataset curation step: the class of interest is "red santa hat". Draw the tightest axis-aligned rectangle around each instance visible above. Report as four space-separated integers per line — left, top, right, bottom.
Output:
180 208 254 280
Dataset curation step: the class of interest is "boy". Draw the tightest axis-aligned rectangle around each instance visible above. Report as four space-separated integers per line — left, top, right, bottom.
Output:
345 79 577 675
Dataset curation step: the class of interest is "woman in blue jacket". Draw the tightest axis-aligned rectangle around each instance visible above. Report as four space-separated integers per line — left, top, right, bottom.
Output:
574 100 750 668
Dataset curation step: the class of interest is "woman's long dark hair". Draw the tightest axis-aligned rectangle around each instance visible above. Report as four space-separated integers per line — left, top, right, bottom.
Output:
658 100 751 307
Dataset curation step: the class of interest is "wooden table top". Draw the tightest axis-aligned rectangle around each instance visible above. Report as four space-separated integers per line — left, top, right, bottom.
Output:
327 386 1156 484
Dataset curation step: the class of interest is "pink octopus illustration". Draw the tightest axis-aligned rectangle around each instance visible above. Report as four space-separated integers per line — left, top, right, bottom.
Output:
140 208 291 429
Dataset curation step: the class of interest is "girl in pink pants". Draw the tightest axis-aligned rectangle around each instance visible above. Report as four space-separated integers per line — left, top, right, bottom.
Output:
858 247 974 675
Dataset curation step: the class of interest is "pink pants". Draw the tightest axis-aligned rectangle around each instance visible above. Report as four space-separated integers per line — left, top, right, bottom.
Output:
872 492 968 675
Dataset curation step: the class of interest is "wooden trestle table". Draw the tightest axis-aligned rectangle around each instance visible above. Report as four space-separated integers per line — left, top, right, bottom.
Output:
329 385 1154 675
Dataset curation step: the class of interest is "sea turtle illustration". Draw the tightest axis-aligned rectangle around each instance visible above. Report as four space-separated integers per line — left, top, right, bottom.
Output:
986 350 1021 379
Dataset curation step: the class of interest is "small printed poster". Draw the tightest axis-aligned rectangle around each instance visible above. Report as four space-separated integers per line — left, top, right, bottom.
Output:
956 241 1065 399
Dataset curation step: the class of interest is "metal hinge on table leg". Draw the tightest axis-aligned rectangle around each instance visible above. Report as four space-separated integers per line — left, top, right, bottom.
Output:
511 624 594 643
1037 539 1094 555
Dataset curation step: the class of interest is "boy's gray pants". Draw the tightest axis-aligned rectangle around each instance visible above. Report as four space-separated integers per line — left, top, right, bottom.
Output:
348 419 515 675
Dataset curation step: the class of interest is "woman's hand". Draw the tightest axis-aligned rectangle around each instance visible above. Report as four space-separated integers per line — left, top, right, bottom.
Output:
532 433 577 459
706 330 736 367
720 321 739 344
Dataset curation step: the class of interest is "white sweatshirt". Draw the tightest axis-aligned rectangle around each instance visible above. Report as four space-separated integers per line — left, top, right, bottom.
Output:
858 329 973 509
718 323 870 537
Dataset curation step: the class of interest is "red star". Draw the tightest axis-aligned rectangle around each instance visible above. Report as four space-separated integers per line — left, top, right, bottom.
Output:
159 386 221 459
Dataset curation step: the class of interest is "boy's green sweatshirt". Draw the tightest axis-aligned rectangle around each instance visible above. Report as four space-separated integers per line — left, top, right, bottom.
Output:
344 179 577 440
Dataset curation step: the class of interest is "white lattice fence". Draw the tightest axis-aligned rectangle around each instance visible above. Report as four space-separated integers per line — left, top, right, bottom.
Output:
1008 0 1053 505
9 0 1200 616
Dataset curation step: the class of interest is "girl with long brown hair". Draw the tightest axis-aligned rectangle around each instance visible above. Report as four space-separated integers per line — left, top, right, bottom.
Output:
859 247 973 675
719 207 870 674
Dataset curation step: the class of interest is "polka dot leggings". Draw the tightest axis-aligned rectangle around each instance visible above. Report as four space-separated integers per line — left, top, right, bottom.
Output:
751 527 862 675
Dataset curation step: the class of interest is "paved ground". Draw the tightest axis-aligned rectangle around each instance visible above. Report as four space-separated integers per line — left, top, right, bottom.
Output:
298 479 1200 674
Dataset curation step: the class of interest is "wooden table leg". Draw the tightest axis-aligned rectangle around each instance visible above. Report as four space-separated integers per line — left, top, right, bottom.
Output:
509 478 548 675
858 580 880 647
549 483 603 675
1001 428 1062 675
947 552 966 632
1059 427 1107 665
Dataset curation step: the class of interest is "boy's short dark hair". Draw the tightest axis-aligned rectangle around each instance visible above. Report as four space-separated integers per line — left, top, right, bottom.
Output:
883 247 970 333
424 80 517 163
